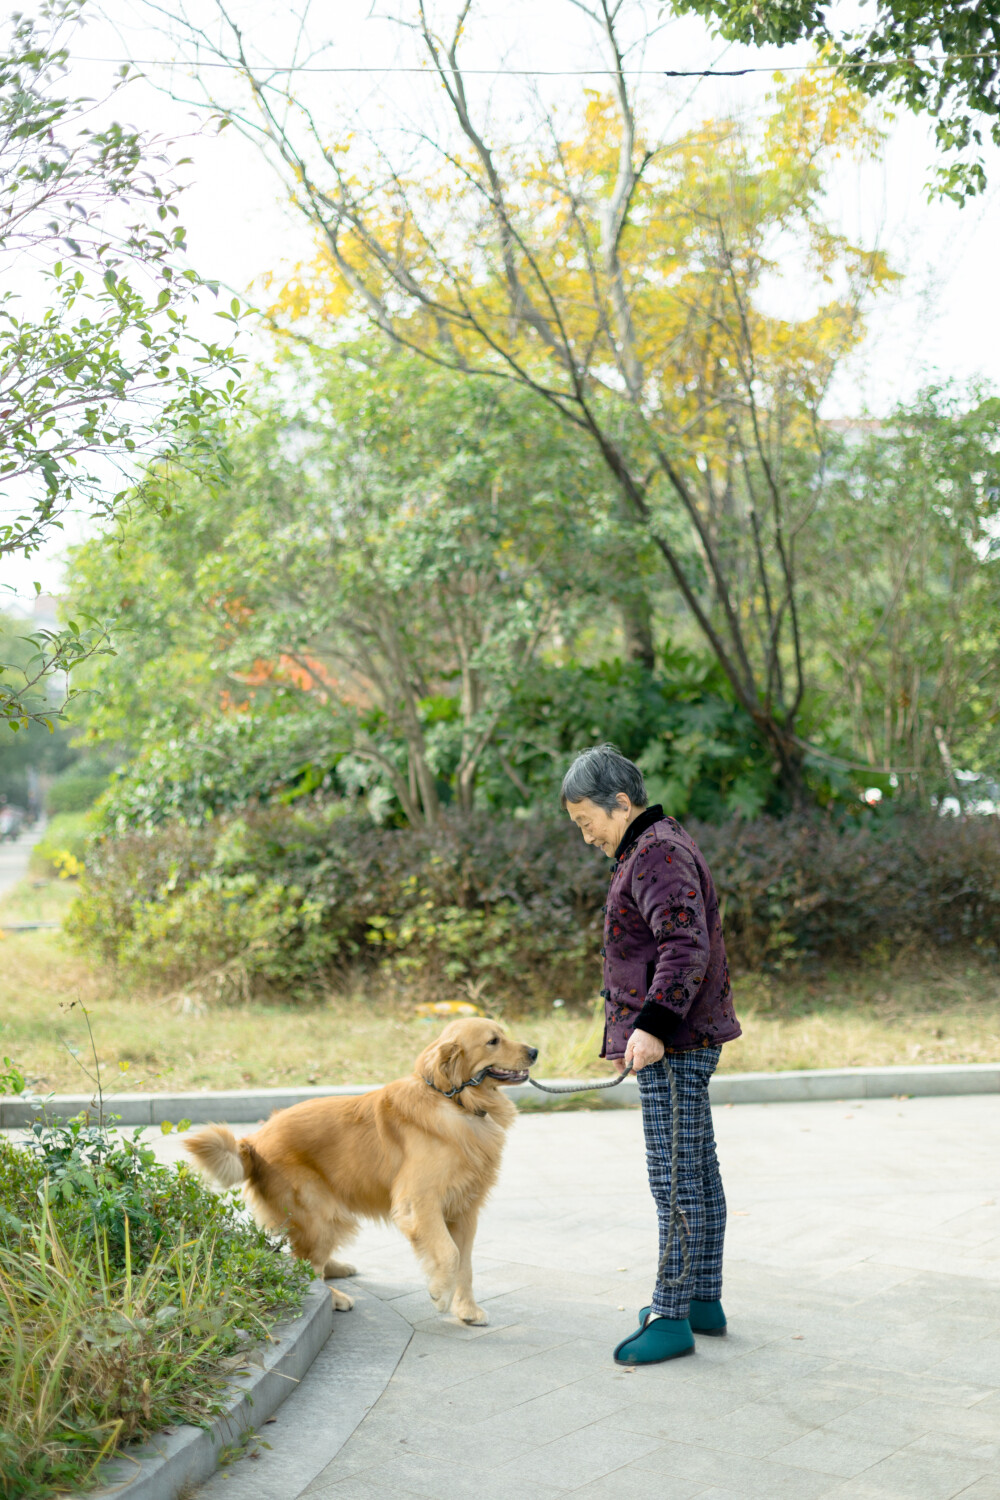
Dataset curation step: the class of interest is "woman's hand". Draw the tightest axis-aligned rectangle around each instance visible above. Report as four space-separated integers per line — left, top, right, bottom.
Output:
624 1028 665 1072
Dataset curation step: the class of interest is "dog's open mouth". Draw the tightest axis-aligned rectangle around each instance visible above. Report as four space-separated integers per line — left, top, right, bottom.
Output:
485 1067 530 1084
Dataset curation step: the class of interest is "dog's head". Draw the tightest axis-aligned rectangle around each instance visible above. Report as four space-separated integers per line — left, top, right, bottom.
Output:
416 1018 538 1102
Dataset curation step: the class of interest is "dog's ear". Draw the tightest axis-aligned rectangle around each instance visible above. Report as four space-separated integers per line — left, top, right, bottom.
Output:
418 1034 467 1093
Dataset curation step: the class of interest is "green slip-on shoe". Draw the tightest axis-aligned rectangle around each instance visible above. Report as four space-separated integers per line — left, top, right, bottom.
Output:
613 1315 695 1366
638 1299 727 1336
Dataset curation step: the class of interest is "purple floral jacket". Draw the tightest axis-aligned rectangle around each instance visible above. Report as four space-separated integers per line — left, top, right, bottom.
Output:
600 805 741 1059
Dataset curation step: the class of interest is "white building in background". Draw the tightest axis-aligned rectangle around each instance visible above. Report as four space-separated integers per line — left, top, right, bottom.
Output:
31 593 59 627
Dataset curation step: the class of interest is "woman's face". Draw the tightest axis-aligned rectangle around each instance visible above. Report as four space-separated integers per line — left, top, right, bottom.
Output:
565 795 634 857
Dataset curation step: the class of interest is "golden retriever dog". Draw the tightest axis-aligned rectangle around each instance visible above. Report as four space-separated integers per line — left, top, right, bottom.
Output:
184 1018 537 1325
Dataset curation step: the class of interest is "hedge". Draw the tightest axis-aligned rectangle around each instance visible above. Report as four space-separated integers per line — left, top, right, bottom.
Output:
45 772 108 816
65 802 1000 1005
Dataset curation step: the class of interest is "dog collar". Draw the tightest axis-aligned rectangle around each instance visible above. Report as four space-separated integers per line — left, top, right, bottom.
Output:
423 1069 489 1099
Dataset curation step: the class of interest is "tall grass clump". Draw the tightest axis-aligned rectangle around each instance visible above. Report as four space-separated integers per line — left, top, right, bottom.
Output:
0 1112 310 1500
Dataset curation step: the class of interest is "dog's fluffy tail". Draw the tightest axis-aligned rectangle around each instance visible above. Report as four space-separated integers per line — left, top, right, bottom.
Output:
185 1124 248 1189
185 1126 288 1207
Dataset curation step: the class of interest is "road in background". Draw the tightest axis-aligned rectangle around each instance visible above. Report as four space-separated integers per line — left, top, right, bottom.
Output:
0 824 42 899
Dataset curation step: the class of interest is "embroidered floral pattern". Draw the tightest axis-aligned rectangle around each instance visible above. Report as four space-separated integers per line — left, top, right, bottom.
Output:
654 902 699 939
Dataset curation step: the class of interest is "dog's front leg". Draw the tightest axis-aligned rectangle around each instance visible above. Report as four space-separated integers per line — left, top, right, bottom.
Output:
448 1205 487 1326
393 1192 460 1314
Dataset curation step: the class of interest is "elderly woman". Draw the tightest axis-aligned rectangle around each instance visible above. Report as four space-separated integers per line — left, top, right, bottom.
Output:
562 744 741 1366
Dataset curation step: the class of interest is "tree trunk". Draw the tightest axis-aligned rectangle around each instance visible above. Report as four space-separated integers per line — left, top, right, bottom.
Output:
756 715 807 810
613 491 656 670
399 725 441 827
619 590 655 670
412 749 441 826
456 762 476 815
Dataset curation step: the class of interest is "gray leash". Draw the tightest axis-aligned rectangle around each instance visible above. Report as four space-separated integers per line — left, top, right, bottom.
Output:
525 1064 636 1095
527 1060 691 1289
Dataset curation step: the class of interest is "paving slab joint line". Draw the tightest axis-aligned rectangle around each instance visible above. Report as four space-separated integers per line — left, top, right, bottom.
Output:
6 1062 999 1128
78 1280 335 1500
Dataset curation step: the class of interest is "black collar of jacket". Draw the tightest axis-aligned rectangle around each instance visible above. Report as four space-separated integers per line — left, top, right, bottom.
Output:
613 804 665 863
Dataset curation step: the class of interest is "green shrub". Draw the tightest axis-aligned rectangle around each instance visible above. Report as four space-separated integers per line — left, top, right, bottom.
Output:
701 811 1000 969
96 707 348 830
68 803 600 1003
30 812 94 879
0 1111 309 1499
66 801 1000 1003
45 774 108 816
94 657 794 834
492 655 783 820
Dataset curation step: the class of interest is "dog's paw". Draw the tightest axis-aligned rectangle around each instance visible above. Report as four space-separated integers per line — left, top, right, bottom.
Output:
323 1258 358 1278
329 1286 355 1312
455 1302 489 1326
428 1283 456 1314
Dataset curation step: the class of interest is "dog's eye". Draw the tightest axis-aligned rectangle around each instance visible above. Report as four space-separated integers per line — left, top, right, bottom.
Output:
487 1037 499 1046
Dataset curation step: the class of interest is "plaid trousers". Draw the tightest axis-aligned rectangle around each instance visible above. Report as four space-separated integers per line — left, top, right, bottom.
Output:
637 1046 726 1319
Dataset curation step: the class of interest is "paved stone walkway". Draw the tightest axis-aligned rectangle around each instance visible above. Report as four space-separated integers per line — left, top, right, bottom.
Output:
170 1094 1000 1500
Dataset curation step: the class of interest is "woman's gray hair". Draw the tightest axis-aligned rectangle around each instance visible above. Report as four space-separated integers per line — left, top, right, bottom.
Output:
560 743 647 814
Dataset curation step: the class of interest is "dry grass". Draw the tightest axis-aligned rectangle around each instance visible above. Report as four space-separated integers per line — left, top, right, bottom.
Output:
725 961 1000 1073
3 879 999 1094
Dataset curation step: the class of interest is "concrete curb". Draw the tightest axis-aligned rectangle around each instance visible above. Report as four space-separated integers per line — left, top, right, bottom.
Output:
193 1285 413 1500
82 1280 335 1500
6 1062 999 1128
709 1063 1000 1104
1 1084 378 1128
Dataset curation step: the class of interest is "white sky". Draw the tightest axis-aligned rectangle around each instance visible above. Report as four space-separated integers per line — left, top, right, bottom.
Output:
3 0 1000 605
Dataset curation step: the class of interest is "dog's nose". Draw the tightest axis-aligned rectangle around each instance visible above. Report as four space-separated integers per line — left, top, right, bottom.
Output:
526 1047 539 1063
